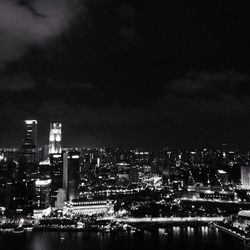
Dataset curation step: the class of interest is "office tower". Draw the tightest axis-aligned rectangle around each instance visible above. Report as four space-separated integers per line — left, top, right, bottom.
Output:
63 151 80 201
34 179 51 209
63 152 68 199
22 120 38 150
33 179 51 218
41 145 49 161
217 170 229 186
50 153 63 206
49 123 62 155
19 120 39 181
38 158 51 179
55 188 66 209
241 165 250 189
15 120 38 213
0 158 17 209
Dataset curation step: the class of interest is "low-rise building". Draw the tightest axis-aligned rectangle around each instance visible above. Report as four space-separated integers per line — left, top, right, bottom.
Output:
64 199 114 216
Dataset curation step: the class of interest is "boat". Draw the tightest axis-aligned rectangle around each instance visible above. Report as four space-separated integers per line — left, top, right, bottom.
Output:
0 223 17 233
13 226 25 234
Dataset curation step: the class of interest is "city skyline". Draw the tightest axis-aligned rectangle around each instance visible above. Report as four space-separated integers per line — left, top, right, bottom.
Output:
1 1 250 249
1 119 250 151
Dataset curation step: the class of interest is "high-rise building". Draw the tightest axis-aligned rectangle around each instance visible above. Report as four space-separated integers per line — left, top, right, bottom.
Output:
241 165 250 189
22 120 38 150
40 145 49 162
50 153 63 206
63 151 80 201
33 179 51 218
15 120 38 213
49 123 62 155
19 120 39 181
217 170 229 186
38 158 51 179
63 152 68 199
55 188 66 209
0 157 17 209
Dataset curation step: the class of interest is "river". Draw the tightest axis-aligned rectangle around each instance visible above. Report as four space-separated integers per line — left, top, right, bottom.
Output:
0 226 247 250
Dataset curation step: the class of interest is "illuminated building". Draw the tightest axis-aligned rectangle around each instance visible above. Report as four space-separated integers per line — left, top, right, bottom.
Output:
63 151 80 201
15 120 38 212
63 152 68 200
0 158 17 209
64 200 114 216
241 165 250 189
233 210 250 231
38 158 51 179
55 188 66 209
22 120 38 150
49 123 62 155
50 153 63 206
19 120 39 180
41 145 49 161
199 190 235 201
217 170 228 186
33 179 51 218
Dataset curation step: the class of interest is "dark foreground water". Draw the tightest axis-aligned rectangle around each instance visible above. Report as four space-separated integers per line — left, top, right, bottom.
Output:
0 226 247 250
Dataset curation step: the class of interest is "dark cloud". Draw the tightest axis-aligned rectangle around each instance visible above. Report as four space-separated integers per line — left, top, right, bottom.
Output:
46 80 95 90
0 1 250 149
166 70 250 96
0 72 36 91
0 0 86 68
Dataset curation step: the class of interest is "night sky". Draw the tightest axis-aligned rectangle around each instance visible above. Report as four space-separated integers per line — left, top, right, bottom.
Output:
0 1 250 149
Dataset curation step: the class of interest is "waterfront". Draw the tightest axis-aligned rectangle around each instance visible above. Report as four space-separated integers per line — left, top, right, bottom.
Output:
0 226 247 250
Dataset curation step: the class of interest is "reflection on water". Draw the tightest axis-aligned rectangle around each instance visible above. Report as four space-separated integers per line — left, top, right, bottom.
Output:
0 226 247 250
173 226 181 237
201 226 208 237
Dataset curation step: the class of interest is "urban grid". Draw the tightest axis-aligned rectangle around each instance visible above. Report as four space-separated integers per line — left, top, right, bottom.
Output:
0 120 250 247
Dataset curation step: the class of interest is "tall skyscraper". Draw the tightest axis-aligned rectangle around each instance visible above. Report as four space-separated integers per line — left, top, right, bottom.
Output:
63 152 68 199
63 151 80 201
50 153 63 206
22 120 38 150
49 123 62 155
15 120 38 213
241 165 250 189
19 120 39 181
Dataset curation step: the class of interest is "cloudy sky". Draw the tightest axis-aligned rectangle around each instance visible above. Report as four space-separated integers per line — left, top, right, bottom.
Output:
0 1 250 149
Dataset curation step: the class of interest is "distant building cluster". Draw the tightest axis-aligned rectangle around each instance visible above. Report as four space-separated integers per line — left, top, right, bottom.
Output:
1 122 250 219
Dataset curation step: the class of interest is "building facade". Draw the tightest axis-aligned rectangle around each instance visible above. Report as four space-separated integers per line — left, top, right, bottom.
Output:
64 200 114 216
49 123 62 155
33 179 51 218
241 165 250 189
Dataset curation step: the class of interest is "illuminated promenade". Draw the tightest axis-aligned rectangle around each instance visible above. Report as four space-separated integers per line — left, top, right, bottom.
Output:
98 216 224 223
179 197 250 205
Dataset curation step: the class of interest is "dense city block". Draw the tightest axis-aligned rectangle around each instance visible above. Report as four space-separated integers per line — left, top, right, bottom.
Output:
1 120 250 240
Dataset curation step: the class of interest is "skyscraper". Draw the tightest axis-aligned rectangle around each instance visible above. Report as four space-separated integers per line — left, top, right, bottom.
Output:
241 165 250 189
50 153 63 206
19 120 39 181
33 179 51 218
49 123 62 155
63 151 80 201
15 120 38 213
22 120 37 150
